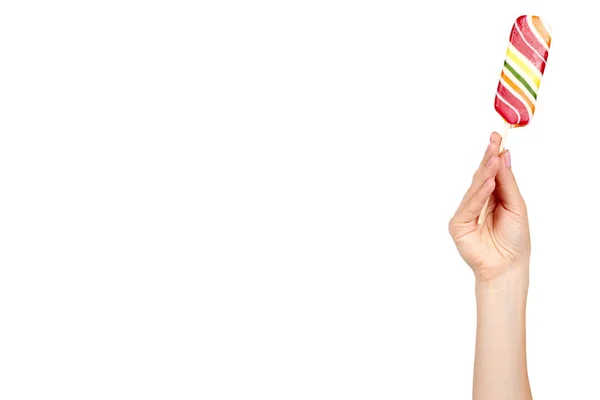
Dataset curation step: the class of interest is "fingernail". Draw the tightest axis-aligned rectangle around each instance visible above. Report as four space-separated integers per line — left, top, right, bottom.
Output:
490 132 495 143
486 155 496 167
505 150 511 168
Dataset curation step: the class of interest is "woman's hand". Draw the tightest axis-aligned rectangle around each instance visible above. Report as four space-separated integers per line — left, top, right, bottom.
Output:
449 132 531 281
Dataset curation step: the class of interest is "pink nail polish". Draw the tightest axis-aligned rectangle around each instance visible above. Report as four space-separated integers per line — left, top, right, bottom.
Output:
505 150 511 168
486 155 496 167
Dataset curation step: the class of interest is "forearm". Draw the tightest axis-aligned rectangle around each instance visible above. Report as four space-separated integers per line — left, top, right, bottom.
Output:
473 265 531 400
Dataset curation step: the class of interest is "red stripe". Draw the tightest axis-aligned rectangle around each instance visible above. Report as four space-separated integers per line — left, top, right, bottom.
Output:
516 16 549 72
496 82 530 126
509 24 546 73
494 96 519 125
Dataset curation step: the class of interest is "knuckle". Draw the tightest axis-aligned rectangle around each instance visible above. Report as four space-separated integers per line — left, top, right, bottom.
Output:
448 217 457 237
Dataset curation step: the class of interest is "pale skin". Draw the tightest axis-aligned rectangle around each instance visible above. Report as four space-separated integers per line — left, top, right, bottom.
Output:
449 131 532 400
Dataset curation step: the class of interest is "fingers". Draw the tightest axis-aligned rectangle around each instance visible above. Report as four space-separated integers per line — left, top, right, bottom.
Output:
458 133 502 209
489 131 503 147
452 144 502 226
478 132 502 170
496 150 527 212
455 177 497 224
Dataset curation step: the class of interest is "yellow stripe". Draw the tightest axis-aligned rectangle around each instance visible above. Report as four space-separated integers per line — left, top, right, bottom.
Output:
506 45 541 89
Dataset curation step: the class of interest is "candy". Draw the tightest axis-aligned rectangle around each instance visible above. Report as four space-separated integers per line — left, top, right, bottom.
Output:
494 15 551 127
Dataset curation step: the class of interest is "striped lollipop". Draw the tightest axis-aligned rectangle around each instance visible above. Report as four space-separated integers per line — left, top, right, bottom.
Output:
494 15 552 127
478 16 551 225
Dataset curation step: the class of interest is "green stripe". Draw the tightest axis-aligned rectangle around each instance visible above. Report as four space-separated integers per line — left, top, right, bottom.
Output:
504 61 537 100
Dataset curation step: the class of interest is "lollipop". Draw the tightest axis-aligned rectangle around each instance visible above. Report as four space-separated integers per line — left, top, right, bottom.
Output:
478 15 552 224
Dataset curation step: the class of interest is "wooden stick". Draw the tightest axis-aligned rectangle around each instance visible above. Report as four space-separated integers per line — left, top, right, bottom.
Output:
477 123 510 225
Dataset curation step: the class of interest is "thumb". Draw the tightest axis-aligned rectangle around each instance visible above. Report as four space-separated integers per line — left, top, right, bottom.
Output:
496 150 526 212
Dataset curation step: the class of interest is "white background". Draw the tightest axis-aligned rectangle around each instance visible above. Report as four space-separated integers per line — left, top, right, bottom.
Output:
1 0 598 399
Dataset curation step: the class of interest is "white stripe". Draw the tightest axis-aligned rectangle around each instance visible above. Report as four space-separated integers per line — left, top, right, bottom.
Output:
500 75 533 117
527 16 550 51
540 17 552 36
515 22 546 64
496 93 521 125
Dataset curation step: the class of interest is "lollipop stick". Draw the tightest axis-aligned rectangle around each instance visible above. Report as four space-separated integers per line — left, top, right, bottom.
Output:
477 123 510 225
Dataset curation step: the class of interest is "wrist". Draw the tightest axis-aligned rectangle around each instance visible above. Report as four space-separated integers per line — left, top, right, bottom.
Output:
476 262 529 297
474 257 529 284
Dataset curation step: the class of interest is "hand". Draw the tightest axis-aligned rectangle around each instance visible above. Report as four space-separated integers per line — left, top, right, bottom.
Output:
449 132 531 281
